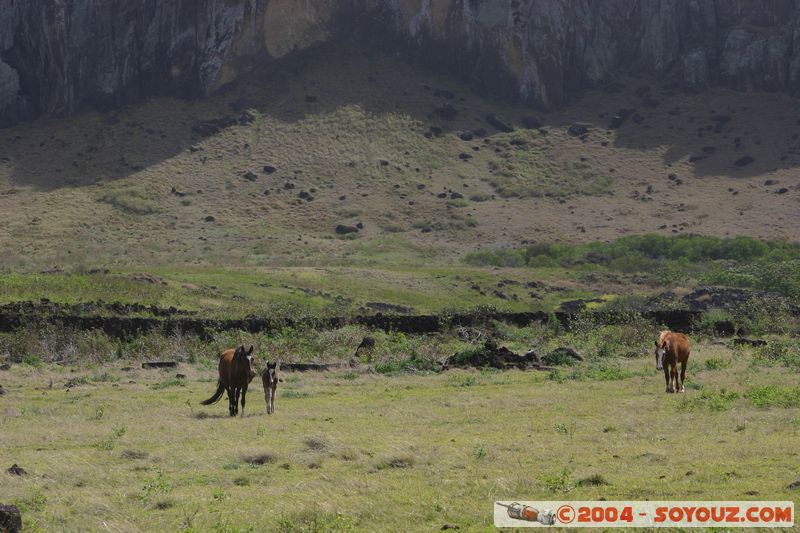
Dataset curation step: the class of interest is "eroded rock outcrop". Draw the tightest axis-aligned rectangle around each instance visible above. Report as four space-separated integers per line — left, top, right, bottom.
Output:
1 0 799 125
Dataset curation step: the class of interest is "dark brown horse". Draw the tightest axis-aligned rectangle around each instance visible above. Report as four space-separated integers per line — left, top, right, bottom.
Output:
201 345 257 417
655 330 690 393
262 361 283 414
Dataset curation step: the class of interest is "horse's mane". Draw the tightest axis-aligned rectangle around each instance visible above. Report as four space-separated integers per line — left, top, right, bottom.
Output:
658 330 672 350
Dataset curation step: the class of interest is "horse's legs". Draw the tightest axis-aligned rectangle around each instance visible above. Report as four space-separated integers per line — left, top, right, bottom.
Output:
672 365 680 393
269 386 276 414
232 387 241 416
679 360 687 393
663 365 671 393
240 385 248 418
226 387 235 416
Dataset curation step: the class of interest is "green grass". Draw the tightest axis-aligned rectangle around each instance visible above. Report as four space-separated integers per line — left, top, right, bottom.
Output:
465 234 800 299
97 186 161 215
0 264 591 318
746 385 800 408
2 341 798 531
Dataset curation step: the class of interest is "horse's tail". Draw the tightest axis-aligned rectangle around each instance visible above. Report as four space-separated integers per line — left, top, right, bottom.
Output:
200 382 225 405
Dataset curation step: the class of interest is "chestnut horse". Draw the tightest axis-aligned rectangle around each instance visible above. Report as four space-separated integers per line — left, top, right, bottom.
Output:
655 331 690 393
201 345 257 417
262 361 283 414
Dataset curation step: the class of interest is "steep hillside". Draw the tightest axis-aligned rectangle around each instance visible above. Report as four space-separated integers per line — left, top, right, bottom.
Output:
0 47 798 274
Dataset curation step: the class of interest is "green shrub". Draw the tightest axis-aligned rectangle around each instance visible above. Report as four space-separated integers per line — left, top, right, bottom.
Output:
98 186 160 215
746 386 800 408
753 341 800 370
704 357 731 370
463 235 800 298
676 389 739 412
541 467 574 493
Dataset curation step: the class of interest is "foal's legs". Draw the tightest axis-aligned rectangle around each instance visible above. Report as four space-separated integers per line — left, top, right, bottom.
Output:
240 384 248 418
269 387 276 414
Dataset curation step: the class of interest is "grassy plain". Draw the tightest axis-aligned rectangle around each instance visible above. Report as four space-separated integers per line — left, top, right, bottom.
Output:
1 341 799 532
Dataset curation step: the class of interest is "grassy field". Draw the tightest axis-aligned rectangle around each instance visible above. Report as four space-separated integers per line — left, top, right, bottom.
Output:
1 340 799 532
0 264 595 318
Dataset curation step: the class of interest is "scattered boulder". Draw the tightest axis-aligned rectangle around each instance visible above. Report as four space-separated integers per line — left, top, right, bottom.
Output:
711 114 731 132
0 363 10 371
472 127 487 138
734 155 754 167
175 374 187 380
732 338 767 347
243 171 258 182
776 187 789 194
192 116 237 137
713 321 736 336
444 339 544 370
764 179 778 186
433 103 457 120
458 131 474 141
204 215 215 223
262 165 276 174
609 114 625 129
641 94 660 108
567 123 590 137
356 336 376 354
787 480 800 490
458 152 472 160
335 225 359 235
521 116 543 129
237 110 256 125
6 464 26 476
543 347 585 365
486 114 514 133
0 504 22 533
142 361 178 369
0 385 5 396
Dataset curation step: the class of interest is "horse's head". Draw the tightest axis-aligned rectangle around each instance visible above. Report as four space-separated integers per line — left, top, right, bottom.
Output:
236 345 257 381
655 330 671 370
654 340 666 370
264 361 282 385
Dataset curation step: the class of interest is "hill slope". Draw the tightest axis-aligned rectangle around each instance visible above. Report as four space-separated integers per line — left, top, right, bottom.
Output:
0 46 798 276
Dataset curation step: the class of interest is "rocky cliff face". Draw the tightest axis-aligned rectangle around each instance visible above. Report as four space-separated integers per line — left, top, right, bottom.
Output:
2 0 799 125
